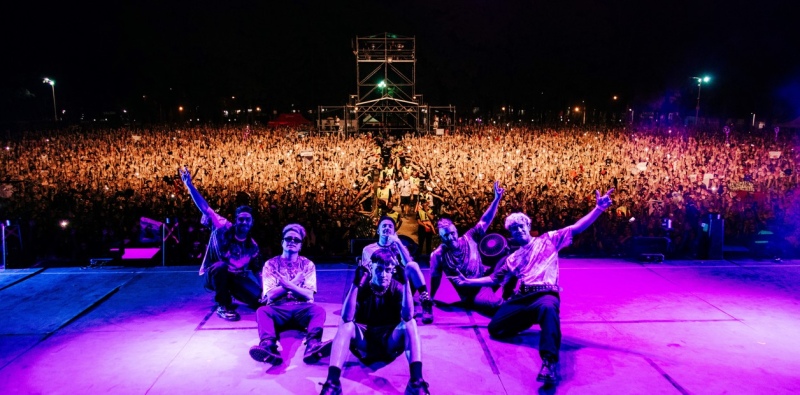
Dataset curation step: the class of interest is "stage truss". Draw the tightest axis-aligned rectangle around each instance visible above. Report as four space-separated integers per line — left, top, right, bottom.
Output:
318 33 455 135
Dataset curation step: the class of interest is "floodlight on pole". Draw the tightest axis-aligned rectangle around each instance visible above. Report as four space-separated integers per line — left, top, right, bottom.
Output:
692 76 711 125
43 78 57 122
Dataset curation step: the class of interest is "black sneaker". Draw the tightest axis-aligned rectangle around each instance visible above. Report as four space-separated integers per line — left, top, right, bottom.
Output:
536 358 559 384
421 296 434 325
303 339 333 364
404 379 431 395
215 305 240 321
249 341 283 365
319 380 342 395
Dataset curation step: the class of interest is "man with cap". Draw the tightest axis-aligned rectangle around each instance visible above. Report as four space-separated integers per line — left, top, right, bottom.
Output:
180 166 262 321
249 223 331 365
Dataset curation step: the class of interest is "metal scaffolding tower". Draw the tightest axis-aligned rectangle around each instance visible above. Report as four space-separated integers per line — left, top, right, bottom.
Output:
318 33 455 135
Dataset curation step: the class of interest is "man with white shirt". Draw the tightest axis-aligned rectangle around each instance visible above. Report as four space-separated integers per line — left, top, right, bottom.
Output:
453 188 614 385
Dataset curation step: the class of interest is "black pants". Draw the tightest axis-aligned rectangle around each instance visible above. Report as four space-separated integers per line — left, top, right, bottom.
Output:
205 261 262 308
417 226 433 255
487 292 561 361
256 302 327 342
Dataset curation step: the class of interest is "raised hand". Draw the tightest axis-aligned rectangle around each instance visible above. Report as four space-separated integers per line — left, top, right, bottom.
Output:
353 265 371 288
179 166 192 185
494 180 505 200
595 188 615 210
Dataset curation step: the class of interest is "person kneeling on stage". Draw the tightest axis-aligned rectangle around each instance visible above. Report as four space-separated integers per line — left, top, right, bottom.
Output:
320 248 430 395
249 224 331 365
429 180 507 315
180 166 262 321
452 188 614 385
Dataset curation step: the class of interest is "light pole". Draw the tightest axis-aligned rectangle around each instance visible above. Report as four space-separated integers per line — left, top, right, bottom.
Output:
692 76 710 125
43 78 57 122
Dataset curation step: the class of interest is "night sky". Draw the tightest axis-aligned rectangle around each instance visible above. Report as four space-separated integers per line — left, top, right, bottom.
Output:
3 0 799 124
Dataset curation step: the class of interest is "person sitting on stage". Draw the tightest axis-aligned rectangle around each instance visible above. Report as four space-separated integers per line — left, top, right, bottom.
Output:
429 180 506 315
452 188 614 385
361 216 434 324
180 166 262 321
249 223 331 365
320 248 430 395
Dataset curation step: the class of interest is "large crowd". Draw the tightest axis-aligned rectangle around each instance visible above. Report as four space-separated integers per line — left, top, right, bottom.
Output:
1 122 798 265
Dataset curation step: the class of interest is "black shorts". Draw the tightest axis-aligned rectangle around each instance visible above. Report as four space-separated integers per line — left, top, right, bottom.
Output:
400 196 411 205
350 324 403 364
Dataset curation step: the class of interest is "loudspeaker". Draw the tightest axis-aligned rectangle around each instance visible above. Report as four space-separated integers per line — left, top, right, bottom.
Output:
349 238 377 256
708 218 724 259
479 233 509 267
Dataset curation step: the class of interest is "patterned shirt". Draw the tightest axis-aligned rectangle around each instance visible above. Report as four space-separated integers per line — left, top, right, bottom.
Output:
199 211 259 275
261 255 317 304
361 242 400 268
491 228 572 286
431 226 486 279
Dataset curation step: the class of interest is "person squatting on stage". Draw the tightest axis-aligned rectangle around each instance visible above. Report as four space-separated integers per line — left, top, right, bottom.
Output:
180 166 262 321
249 223 331 365
361 216 434 324
429 180 508 315
320 248 430 395
453 188 615 384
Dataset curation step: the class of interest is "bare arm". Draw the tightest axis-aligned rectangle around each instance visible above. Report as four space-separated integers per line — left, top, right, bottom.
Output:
451 272 498 287
475 180 505 232
401 274 414 322
266 272 314 301
180 166 225 228
341 284 359 322
567 188 614 236
180 166 210 214
386 234 413 265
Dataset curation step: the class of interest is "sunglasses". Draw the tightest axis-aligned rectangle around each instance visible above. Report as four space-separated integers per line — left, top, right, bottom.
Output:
282 237 303 244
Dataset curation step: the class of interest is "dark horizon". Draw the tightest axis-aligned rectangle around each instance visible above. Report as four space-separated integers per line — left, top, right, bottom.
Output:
3 0 799 125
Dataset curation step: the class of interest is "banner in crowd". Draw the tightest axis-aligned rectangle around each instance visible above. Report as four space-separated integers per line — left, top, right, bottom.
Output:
769 151 781 159
728 181 754 192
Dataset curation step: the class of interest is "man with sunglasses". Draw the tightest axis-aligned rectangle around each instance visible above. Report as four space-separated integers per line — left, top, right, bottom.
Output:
249 224 330 365
320 248 430 395
180 166 262 322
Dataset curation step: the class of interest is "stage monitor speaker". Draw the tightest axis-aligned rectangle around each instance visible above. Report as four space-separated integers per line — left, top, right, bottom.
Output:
120 247 162 266
628 237 670 262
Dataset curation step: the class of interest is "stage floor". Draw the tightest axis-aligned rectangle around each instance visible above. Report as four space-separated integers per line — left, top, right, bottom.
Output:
1 258 799 394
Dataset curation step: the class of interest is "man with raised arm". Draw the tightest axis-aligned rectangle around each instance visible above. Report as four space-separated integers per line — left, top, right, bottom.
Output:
429 180 506 314
452 188 615 385
180 166 262 321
